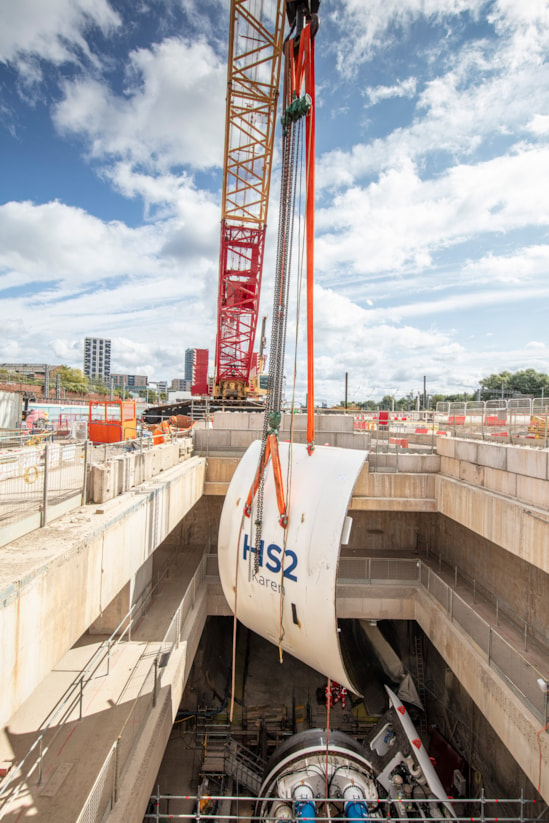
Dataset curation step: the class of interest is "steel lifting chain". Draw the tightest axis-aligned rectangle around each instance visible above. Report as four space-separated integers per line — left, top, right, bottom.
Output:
253 116 303 569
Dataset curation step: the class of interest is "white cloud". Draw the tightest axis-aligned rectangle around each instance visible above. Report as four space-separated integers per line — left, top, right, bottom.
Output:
0 188 219 284
0 198 220 377
331 0 549 76
0 0 120 71
315 147 549 285
319 51 549 191
528 113 549 135
331 0 487 76
2 0 549 402
53 37 226 179
363 77 417 106
462 246 549 283
0 200 161 284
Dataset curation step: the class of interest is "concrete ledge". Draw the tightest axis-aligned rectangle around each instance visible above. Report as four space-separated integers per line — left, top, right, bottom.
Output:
436 475 549 572
109 587 208 823
366 473 437 498
440 448 549 513
204 463 437 511
415 588 549 803
0 457 206 726
507 445 548 480
336 584 417 620
350 497 437 511
194 429 372 453
89 440 193 504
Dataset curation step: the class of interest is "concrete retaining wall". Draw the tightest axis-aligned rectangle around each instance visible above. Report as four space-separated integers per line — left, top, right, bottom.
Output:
436 437 549 573
0 456 205 727
414 588 549 803
110 584 208 823
437 436 549 486
203 575 549 801
211 411 355 433
89 439 193 503
194 427 371 452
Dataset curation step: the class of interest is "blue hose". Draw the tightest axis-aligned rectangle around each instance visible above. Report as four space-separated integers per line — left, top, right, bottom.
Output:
344 800 369 820
294 800 316 820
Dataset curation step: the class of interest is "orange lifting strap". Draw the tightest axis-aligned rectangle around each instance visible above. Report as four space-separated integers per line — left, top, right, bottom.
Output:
244 433 288 528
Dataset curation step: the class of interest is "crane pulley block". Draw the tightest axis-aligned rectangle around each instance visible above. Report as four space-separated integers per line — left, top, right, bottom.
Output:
282 93 312 133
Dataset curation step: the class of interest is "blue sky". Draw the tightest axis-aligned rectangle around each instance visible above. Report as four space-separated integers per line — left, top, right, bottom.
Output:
1 0 548 404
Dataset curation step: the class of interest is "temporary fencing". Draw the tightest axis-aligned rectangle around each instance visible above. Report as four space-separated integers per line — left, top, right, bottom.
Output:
351 398 549 447
0 440 87 539
435 397 549 444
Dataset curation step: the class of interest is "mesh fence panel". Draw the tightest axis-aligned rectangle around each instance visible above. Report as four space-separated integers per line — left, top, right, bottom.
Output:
46 442 86 503
75 743 116 823
0 445 43 522
116 665 156 789
0 442 85 529
490 631 547 720
369 558 420 581
338 557 368 581
369 558 391 580
425 570 449 611
452 593 491 655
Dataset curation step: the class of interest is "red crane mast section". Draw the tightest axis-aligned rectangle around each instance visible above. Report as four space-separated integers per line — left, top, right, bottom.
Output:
215 0 285 400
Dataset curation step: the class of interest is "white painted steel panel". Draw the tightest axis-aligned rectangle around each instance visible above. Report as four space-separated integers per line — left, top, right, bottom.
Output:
0 390 22 430
218 440 366 693
386 687 456 816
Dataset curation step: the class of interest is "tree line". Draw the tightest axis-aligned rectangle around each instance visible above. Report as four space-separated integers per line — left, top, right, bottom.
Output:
338 369 549 411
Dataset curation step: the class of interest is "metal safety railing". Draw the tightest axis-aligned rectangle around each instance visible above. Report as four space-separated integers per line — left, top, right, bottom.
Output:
0 556 171 809
141 789 544 822
434 398 549 446
0 430 193 545
0 440 88 534
0 555 206 819
336 556 549 725
351 398 549 449
4 550 546 821
75 555 207 823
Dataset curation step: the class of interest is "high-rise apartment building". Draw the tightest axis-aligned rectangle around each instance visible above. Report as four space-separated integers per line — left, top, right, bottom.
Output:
110 374 148 388
170 378 190 392
184 349 194 383
83 337 111 380
184 348 209 396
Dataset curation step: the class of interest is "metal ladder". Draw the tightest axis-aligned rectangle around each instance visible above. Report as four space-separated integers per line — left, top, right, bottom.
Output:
414 634 428 735
223 738 264 795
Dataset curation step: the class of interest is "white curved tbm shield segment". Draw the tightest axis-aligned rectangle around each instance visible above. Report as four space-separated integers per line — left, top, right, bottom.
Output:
218 440 367 694
386 687 456 817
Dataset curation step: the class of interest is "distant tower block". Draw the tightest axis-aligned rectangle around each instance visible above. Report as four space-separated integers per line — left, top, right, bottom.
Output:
83 337 111 380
